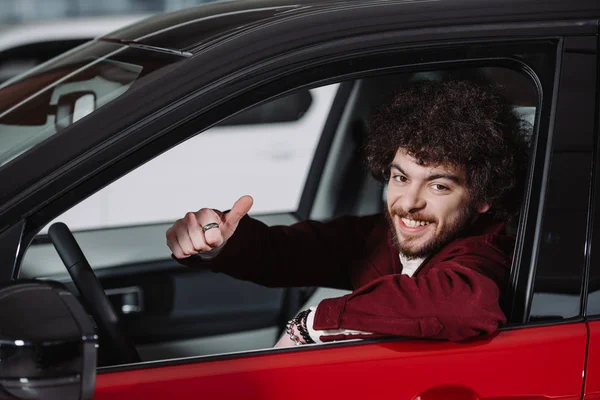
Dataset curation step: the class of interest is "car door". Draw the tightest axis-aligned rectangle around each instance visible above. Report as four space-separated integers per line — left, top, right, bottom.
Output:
89 34 595 400
0 2 596 399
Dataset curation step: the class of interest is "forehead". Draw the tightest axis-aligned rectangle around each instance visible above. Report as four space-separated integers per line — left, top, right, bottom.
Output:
392 150 466 179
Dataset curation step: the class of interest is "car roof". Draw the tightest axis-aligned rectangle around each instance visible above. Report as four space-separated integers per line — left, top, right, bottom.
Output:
102 0 600 53
0 14 150 52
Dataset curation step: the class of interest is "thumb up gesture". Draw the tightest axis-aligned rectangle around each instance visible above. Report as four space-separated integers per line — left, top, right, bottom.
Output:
166 195 253 259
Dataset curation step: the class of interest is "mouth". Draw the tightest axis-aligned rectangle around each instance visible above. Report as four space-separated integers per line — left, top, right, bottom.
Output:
397 216 432 233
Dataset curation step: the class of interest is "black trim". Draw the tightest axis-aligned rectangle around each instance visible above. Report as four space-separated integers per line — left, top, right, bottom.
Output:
581 322 592 399
99 38 192 58
503 316 586 330
585 28 600 317
584 314 600 322
0 220 24 282
522 45 560 322
297 82 354 220
506 41 562 324
583 35 600 317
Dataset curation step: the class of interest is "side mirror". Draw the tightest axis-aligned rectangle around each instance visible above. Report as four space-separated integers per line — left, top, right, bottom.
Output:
0 280 97 400
55 91 96 131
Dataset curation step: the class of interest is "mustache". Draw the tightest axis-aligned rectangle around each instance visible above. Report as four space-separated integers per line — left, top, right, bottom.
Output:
389 209 436 223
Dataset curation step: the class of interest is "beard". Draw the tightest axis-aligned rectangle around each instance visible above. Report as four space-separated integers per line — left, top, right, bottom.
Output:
385 203 476 260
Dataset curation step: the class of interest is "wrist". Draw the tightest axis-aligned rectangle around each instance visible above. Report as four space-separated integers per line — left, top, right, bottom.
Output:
294 309 315 344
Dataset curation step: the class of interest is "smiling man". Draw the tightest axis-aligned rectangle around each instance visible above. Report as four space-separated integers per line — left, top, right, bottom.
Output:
386 150 490 260
167 79 529 346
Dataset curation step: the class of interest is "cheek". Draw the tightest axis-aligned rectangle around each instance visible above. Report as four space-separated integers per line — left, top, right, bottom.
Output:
435 196 470 223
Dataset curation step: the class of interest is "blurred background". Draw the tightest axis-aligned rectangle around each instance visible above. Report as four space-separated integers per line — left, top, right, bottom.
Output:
0 0 213 23
0 0 217 82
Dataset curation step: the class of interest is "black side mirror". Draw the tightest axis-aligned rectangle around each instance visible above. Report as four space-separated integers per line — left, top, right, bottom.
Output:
0 280 97 400
55 91 96 131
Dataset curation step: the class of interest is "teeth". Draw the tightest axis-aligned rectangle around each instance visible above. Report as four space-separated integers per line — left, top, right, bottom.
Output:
402 218 430 228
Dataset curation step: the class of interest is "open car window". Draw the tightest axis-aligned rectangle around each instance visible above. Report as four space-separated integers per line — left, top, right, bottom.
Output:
20 62 540 366
21 83 338 277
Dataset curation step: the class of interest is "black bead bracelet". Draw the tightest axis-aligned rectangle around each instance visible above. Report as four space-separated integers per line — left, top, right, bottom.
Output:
294 309 315 344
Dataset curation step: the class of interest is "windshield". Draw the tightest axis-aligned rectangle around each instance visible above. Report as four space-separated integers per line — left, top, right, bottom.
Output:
0 41 183 167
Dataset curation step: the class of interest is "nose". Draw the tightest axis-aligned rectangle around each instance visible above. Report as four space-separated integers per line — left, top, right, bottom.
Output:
398 184 426 213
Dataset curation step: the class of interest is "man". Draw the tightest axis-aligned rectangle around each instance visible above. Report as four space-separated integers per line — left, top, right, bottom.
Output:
166 79 528 346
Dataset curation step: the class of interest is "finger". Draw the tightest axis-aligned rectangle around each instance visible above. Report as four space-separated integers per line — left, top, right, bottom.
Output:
166 227 187 259
222 195 253 238
185 212 212 252
195 208 225 249
174 220 198 256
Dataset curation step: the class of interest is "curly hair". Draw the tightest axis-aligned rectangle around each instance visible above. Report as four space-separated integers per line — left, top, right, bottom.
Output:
364 79 530 219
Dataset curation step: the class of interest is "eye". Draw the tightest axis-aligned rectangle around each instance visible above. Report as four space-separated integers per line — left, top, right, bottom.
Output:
431 183 449 192
392 174 408 183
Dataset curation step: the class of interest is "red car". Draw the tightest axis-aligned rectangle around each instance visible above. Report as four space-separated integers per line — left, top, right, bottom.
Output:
0 0 599 399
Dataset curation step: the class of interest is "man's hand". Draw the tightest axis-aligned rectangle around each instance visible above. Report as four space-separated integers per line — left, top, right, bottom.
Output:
274 333 297 348
166 195 253 259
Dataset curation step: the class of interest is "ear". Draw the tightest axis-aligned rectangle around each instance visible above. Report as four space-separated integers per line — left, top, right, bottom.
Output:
476 202 491 214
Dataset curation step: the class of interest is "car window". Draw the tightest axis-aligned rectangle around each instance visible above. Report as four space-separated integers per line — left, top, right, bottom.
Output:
20 63 540 366
30 86 316 233
0 39 89 83
22 84 337 276
43 84 333 233
0 41 183 168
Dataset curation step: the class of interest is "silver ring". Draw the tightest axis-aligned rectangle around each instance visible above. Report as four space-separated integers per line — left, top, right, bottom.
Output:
202 222 219 232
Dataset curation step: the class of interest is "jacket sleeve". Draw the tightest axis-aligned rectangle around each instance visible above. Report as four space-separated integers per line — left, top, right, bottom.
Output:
312 236 511 342
175 214 382 290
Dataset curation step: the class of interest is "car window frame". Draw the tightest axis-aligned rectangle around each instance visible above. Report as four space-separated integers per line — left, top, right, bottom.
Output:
1 34 565 370
583 32 600 319
524 36 598 325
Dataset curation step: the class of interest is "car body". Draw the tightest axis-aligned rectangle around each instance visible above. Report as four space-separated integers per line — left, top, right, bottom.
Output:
0 0 599 399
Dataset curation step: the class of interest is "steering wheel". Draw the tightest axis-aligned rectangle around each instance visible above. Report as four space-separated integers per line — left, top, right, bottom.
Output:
48 222 140 365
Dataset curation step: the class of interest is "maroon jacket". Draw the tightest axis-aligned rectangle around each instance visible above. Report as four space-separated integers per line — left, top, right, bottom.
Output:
177 214 514 342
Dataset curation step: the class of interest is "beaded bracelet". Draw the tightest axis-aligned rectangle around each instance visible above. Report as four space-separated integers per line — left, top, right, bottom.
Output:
294 309 315 344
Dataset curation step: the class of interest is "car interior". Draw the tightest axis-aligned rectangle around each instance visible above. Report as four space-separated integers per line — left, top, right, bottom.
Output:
18 65 540 367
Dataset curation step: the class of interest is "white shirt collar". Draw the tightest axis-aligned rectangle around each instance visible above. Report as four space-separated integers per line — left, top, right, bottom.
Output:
399 253 425 277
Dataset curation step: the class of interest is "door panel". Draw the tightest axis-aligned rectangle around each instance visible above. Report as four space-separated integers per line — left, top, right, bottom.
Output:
98 263 285 343
95 324 586 400
21 217 308 361
80 258 287 360
584 321 600 399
